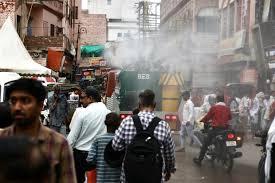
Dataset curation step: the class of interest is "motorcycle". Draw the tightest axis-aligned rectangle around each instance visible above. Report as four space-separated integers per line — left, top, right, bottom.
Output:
202 124 243 173
255 131 267 183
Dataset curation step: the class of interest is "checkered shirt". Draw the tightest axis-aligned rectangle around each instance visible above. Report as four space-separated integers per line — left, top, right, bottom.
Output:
112 111 176 183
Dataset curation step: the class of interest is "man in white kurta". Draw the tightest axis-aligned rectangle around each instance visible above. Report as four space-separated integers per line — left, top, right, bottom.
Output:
178 91 202 152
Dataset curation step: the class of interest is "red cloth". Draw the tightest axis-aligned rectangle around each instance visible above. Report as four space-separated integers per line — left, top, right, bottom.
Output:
201 103 232 128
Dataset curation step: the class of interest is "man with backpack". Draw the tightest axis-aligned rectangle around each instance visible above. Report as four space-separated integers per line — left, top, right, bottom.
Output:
112 89 176 183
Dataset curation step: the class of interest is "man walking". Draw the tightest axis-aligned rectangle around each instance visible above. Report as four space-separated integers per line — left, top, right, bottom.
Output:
0 78 77 183
112 89 176 183
48 84 68 133
67 86 110 183
178 91 201 152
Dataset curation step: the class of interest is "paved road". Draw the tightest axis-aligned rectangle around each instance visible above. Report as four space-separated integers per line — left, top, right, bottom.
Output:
169 137 262 183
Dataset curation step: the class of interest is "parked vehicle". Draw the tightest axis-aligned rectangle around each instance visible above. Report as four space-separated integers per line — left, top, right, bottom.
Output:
202 124 243 173
106 70 185 131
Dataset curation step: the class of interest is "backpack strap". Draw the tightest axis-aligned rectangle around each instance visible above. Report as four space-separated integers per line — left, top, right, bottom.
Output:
146 117 162 135
132 115 143 133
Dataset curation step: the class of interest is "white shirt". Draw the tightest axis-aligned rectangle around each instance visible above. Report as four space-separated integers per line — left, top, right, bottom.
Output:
69 92 79 101
67 102 110 151
69 107 83 130
265 118 275 182
182 99 195 125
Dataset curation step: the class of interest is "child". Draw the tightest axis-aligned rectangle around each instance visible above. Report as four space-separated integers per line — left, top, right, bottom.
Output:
86 112 121 183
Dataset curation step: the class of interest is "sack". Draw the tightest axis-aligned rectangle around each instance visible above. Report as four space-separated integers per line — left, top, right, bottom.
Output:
104 140 125 168
124 115 163 183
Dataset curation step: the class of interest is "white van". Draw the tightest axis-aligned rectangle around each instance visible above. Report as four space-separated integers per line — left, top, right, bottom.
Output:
0 72 21 102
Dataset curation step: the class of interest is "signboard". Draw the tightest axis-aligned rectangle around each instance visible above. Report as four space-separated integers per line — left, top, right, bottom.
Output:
240 69 258 85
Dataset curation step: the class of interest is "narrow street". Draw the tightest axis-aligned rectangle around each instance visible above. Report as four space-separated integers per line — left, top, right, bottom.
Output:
169 139 261 183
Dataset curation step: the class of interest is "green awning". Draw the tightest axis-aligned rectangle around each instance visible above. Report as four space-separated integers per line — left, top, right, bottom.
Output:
81 45 104 57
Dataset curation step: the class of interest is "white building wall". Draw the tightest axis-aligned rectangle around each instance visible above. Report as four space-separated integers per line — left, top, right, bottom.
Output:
87 0 139 41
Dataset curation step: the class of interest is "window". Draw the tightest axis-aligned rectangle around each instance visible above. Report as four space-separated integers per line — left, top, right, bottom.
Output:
50 24 55 36
197 16 218 33
197 8 219 33
107 0 111 5
43 21 48 36
74 6 78 19
109 19 122 22
221 9 228 39
16 15 21 36
124 33 130 37
228 3 235 37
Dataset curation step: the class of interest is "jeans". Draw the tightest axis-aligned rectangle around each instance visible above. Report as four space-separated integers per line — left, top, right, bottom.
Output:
73 148 89 183
180 123 202 148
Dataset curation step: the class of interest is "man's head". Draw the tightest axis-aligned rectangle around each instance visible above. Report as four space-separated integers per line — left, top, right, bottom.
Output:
182 91 190 101
216 95 224 103
105 112 121 133
80 87 101 108
132 108 140 115
0 136 50 183
6 78 47 127
138 89 156 110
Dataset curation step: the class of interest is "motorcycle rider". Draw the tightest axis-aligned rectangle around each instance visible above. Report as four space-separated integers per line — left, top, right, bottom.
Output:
193 95 232 166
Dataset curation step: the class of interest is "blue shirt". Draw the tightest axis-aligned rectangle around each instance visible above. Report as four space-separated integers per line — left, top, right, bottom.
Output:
87 133 121 183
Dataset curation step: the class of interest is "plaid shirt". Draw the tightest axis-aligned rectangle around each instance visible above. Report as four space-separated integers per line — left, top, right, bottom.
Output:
0 124 77 183
112 111 176 182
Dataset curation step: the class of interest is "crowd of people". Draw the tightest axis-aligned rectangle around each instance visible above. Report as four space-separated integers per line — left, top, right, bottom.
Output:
2 78 275 183
0 78 176 183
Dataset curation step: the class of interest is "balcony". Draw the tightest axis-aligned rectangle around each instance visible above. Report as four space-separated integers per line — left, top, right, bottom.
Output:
26 0 63 17
219 30 246 56
23 26 72 51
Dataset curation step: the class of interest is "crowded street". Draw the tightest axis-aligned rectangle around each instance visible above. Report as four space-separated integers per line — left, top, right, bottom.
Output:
2 0 275 183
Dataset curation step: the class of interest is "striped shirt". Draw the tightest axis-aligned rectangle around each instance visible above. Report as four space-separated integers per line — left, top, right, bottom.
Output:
86 133 121 183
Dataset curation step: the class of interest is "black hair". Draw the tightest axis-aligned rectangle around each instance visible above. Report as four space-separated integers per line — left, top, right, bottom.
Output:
132 108 140 115
216 95 224 103
182 91 190 97
0 102 12 128
105 112 121 127
0 136 50 182
139 89 155 107
85 86 101 102
6 78 47 103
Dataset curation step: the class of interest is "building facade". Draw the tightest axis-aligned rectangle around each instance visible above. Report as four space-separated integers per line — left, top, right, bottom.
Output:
87 0 139 41
160 0 221 100
218 0 258 87
0 0 77 78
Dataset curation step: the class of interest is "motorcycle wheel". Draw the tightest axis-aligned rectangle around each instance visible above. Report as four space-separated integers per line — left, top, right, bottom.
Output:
223 153 234 173
258 155 266 183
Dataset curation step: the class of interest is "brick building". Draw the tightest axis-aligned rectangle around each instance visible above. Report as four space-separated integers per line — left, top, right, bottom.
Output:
218 0 258 87
252 0 275 91
0 0 77 78
160 0 221 99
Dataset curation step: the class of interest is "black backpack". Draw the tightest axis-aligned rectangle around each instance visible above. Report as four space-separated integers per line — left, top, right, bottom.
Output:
124 115 163 183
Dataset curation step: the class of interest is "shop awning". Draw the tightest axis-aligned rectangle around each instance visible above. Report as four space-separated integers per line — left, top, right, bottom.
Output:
81 45 104 57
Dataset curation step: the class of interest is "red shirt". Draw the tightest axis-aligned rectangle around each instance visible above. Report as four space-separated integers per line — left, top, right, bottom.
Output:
202 102 232 128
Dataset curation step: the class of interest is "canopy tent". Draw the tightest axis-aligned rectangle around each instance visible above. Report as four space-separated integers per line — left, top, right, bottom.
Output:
81 45 104 57
0 17 53 75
